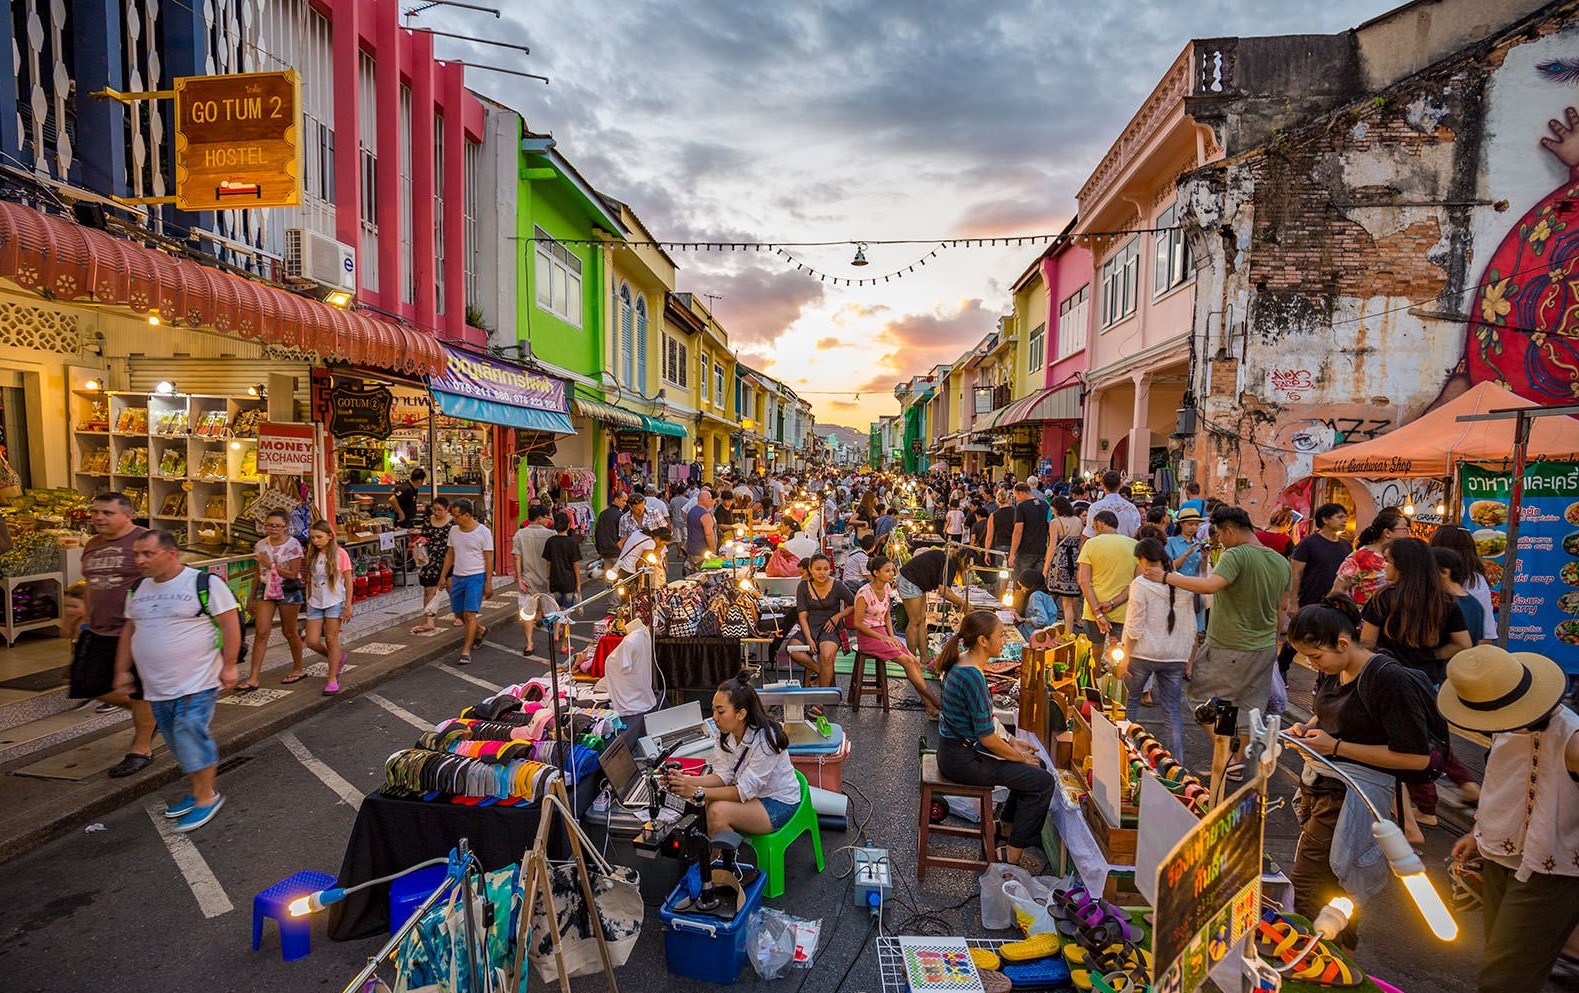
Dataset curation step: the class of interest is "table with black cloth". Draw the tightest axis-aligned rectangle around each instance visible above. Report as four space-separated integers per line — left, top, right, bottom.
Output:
654 637 742 704
327 790 574 940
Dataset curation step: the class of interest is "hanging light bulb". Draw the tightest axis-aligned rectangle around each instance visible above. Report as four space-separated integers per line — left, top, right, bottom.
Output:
851 243 869 267
1434 499 1446 516
1403 501 1416 517
1110 645 1126 663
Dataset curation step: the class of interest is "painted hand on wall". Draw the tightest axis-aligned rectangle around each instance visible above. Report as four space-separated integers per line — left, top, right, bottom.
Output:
1538 106 1579 172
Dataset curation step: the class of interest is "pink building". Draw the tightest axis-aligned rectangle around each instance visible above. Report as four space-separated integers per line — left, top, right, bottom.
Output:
1038 235 1092 478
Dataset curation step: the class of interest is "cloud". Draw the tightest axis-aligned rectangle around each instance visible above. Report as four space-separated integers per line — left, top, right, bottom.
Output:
826 399 860 411
701 265 825 349
814 337 844 350
874 298 996 367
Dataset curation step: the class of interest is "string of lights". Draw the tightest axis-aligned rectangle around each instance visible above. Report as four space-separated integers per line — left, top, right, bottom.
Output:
773 245 943 287
531 225 1175 251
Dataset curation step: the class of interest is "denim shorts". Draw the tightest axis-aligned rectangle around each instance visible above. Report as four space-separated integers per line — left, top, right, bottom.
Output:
759 796 799 831
305 601 344 620
149 689 219 774
449 572 486 615
895 574 924 601
553 592 580 610
262 587 305 606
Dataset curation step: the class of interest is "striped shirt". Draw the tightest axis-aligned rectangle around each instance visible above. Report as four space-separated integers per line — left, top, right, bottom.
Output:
938 665 994 743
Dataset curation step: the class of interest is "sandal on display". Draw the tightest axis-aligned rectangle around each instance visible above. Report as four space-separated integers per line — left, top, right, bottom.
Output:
1000 957 1072 989
969 948 1003 972
1254 916 1364 988
998 932 1062 962
978 970 1013 993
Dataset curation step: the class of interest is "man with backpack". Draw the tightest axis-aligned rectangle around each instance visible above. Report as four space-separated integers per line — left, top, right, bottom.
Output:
113 529 241 832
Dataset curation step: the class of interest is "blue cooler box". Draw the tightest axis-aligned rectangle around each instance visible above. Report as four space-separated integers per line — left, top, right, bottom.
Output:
659 861 767 984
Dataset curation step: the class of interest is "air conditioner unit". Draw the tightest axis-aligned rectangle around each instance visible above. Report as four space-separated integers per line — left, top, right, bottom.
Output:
284 228 356 293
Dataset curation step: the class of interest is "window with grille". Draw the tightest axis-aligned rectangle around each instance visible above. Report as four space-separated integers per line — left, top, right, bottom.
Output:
534 228 582 326
1027 322 1046 372
714 363 726 408
464 140 480 317
399 85 415 305
1057 285 1089 360
1152 203 1192 296
357 52 379 292
1100 238 1139 328
618 284 635 386
635 296 648 392
434 114 444 314
664 336 689 388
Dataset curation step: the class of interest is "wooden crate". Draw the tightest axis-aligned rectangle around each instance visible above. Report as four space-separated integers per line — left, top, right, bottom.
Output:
1082 795 1139 865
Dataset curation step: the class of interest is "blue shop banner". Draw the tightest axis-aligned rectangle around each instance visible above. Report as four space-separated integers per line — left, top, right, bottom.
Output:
427 345 573 434
1458 460 1579 671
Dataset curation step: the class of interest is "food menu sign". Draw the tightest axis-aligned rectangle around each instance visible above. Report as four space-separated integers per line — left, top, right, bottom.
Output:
1459 461 1579 670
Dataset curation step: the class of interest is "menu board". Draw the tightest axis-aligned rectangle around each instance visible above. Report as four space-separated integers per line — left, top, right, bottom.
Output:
1458 461 1579 671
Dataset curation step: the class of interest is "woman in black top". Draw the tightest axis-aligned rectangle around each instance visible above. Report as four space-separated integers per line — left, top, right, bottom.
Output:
795 554 854 687
897 548 968 664
1286 596 1432 947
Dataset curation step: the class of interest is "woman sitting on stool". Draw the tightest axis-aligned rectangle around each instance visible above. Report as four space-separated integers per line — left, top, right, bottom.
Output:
662 671 803 836
936 609 1057 866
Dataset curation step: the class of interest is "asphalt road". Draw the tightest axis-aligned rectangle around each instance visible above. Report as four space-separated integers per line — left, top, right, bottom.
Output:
0 611 1573 993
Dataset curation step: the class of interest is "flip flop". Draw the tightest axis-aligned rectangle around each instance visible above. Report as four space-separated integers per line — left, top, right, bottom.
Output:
232 683 258 694
456 655 472 666
323 681 341 696
410 624 436 634
280 671 308 685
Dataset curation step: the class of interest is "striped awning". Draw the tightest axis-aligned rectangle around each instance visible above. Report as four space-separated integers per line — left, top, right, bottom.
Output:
981 385 1082 430
572 396 644 429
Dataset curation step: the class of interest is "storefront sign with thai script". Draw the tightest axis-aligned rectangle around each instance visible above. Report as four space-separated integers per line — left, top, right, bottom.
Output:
329 384 394 440
429 345 569 414
256 422 314 474
174 70 301 211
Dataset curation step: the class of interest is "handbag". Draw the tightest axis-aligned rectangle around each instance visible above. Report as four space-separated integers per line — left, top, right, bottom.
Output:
393 863 520 993
527 826 643 982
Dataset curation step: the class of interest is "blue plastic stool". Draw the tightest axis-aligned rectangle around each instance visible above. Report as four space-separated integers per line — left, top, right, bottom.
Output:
252 870 336 961
388 864 450 935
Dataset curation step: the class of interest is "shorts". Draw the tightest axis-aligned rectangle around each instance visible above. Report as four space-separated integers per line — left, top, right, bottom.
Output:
305 602 344 620
449 572 486 615
261 584 304 606
1189 644 1278 730
895 574 924 601
69 629 140 700
553 592 580 610
758 796 799 831
149 689 219 774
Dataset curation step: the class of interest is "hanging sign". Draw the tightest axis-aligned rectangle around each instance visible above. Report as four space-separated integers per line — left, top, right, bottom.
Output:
329 384 394 440
1458 460 1579 669
428 345 570 414
1153 784 1264 993
256 422 314 474
174 70 302 211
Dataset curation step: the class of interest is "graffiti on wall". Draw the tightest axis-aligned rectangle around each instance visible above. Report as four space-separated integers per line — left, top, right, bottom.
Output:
1465 34 1579 402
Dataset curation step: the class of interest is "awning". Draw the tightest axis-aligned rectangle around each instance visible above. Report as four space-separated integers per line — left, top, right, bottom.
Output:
572 396 643 430
0 200 445 376
427 344 573 434
640 415 687 438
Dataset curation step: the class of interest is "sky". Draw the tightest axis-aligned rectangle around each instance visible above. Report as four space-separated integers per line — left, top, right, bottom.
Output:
428 0 1395 431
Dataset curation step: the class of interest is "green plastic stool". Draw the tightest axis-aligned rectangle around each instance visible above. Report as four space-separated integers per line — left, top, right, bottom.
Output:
741 771 824 899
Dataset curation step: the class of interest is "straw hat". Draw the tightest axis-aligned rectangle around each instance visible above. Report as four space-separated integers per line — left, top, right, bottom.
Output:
1437 644 1568 733
1176 506 1203 522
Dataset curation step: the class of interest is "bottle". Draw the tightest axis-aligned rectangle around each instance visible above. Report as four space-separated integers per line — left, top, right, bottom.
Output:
353 563 370 599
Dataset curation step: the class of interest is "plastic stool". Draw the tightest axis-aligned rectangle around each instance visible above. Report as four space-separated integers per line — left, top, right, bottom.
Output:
740 771 825 899
252 870 336 961
388 864 450 934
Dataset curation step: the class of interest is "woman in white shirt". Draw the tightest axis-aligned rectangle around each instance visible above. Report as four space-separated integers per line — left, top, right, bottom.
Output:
1117 538 1197 761
614 525 672 588
662 671 802 834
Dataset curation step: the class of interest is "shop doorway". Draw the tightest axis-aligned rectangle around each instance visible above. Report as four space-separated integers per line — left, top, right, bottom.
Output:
0 385 32 491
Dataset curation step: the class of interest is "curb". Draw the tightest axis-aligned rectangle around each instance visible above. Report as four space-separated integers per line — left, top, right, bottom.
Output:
0 600 521 865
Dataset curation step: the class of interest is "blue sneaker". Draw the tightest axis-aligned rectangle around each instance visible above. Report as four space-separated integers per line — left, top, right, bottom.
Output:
174 793 225 833
163 794 197 819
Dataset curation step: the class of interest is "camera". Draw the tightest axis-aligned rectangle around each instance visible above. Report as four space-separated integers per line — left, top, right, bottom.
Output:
1193 696 1239 737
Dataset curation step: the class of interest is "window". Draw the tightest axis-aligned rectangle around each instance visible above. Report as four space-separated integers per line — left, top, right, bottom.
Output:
664 336 689 388
635 296 649 391
1100 238 1139 327
399 85 415 305
434 113 444 314
463 140 480 316
534 227 582 326
1027 322 1046 372
1057 285 1089 360
1152 203 1192 296
357 53 379 292
618 283 634 386
714 363 726 409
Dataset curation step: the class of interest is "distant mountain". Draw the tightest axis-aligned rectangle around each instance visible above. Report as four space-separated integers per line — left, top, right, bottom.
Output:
815 424 868 448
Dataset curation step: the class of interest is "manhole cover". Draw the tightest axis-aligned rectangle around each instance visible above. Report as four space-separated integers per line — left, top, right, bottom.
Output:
303 661 360 676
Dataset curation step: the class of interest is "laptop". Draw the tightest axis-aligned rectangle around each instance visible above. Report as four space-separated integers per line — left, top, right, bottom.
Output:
597 730 656 808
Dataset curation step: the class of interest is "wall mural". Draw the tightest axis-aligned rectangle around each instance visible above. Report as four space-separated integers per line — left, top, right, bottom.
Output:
1466 36 1579 402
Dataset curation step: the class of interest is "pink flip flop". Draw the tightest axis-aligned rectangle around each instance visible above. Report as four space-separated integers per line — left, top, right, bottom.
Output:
323 681 340 695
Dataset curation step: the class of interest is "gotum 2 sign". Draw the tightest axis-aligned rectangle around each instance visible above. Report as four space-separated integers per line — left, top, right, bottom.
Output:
174 70 302 211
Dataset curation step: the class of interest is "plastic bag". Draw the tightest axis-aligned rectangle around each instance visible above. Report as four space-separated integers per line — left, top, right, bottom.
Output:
749 908 820 980
1004 878 1057 936
1268 664 1288 715
980 865 1060 934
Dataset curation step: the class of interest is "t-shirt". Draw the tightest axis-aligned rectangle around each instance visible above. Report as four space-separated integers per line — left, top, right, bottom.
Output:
945 508 965 535
1336 547 1389 606
126 568 239 701
685 505 714 556
796 579 854 636
1206 544 1292 651
839 549 869 587
1455 593 1486 647
989 505 1017 550
543 534 581 594
1164 535 1205 577
1084 492 1142 539
938 665 994 744
391 480 419 524
874 515 896 537
1255 531 1294 556
1290 533 1352 607
714 503 737 529
615 532 657 575
899 549 952 593
307 547 354 609
1361 587 1467 684
605 619 656 717
512 524 554 594
1309 653 1432 784
447 523 493 577
594 506 624 558
854 582 896 638
82 527 147 636
1013 498 1051 557
1077 533 1138 622
254 536 305 601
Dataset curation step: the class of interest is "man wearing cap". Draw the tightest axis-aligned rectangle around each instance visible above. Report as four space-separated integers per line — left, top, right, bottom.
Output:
1442 645 1579 993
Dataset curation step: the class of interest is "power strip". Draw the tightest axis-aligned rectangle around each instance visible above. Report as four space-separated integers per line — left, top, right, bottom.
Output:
853 844 892 910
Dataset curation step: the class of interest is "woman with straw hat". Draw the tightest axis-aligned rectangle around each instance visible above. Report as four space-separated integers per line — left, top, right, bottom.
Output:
1441 645 1578 993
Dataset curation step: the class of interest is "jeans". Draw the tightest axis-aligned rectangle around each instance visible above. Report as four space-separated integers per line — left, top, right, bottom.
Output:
1479 860 1579 993
1121 658 1186 763
149 689 220 774
1289 786 1361 948
935 736 1056 851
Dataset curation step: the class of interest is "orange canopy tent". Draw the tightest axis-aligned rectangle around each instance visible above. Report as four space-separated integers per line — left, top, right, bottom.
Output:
1312 382 1579 478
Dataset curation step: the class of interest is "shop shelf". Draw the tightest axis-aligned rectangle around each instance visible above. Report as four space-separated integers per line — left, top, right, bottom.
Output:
74 429 109 436
2 572 63 647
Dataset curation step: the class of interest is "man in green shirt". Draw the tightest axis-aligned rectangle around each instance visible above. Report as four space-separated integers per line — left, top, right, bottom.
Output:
1143 505 1290 772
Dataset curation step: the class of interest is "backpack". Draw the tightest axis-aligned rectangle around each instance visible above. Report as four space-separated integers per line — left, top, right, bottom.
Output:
1355 653 1451 784
130 568 249 670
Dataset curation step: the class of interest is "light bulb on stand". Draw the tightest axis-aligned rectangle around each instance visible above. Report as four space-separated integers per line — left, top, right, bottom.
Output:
1000 591 1014 607
518 599 538 623
1373 820 1458 941
1403 501 1415 517
1110 645 1126 663
606 569 619 581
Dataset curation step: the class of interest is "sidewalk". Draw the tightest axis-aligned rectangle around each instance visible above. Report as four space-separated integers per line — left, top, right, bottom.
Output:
0 585 522 864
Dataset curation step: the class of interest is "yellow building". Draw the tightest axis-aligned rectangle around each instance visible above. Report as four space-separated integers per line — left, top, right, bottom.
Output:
667 293 737 478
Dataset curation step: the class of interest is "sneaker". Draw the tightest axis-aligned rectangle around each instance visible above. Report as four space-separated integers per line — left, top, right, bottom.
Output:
107 752 153 778
174 793 224 832
163 794 197 819
95 702 118 714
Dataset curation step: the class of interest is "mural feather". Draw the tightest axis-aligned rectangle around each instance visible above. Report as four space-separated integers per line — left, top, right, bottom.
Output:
1536 58 1579 84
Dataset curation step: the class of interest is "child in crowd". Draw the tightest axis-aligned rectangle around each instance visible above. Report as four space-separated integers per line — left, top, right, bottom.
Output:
303 522 354 695
542 511 581 656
